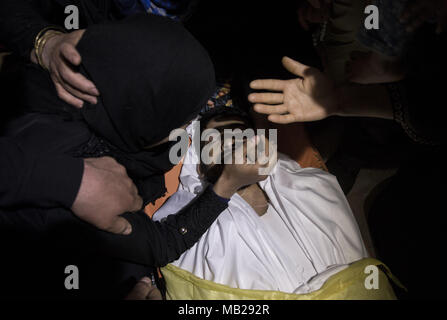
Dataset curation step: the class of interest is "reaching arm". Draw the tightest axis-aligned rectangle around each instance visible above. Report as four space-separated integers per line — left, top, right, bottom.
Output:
91 186 230 267
248 56 393 124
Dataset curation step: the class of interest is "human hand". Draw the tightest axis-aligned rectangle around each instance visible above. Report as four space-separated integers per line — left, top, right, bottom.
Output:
31 29 100 108
298 0 332 30
212 136 273 198
400 0 447 34
71 157 143 235
249 57 338 124
125 277 163 300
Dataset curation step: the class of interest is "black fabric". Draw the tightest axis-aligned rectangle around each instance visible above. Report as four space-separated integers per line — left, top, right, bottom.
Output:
0 0 119 59
0 14 222 298
74 14 215 204
0 135 84 209
17 14 216 205
368 147 447 299
0 185 228 299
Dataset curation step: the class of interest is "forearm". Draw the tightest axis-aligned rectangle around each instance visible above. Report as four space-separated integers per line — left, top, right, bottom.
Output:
90 186 229 267
335 83 394 120
0 138 84 209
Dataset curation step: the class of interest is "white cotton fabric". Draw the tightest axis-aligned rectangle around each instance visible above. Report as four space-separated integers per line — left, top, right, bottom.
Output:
154 124 368 294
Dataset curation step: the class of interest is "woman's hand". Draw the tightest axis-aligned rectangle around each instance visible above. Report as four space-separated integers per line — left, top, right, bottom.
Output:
71 157 143 235
31 29 100 108
125 277 163 300
249 57 339 124
212 136 272 199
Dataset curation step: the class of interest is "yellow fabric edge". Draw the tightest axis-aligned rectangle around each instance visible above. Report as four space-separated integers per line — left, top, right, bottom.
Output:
161 258 399 300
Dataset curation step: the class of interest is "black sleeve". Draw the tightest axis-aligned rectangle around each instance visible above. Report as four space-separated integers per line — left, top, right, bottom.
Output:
0 137 84 209
83 185 228 267
386 30 446 146
0 0 54 59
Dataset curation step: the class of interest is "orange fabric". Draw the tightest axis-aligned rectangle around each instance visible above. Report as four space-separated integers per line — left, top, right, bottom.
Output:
276 123 328 171
251 110 328 172
144 159 184 219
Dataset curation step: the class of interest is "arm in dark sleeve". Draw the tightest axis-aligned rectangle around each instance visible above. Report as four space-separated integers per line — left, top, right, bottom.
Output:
386 31 446 146
0 0 54 59
0 137 84 209
76 185 228 267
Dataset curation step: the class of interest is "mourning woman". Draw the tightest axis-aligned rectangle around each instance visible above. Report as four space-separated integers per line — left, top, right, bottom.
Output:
0 14 266 299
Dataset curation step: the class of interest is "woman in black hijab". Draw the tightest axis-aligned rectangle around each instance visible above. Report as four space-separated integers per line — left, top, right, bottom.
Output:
0 14 247 299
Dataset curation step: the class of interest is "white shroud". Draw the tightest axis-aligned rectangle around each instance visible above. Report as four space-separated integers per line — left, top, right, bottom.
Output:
154 124 367 294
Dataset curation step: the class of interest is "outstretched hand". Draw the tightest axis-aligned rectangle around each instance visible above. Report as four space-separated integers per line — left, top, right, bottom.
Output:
249 57 338 124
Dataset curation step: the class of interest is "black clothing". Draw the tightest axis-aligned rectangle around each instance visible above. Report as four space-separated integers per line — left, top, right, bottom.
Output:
0 113 226 299
0 136 83 209
76 14 215 204
0 0 120 59
387 29 447 146
0 186 227 299
0 15 219 298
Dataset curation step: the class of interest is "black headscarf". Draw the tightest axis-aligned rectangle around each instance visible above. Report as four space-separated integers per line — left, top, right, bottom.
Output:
15 14 214 205
73 14 215 204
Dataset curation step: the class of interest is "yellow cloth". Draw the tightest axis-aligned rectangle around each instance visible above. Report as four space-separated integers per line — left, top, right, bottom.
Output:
161 258 401 300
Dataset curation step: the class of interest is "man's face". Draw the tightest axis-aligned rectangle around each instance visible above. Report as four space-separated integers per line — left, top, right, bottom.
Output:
201 115 272 166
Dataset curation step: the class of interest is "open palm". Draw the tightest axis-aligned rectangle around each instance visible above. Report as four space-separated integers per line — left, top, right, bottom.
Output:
249 57 338 124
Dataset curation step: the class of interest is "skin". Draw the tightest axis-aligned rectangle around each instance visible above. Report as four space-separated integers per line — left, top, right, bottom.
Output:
31 29 99 108
201 118 270 210
125 277 163 300
71 157 143 235
70 117 266 235
248 57 393 123
146 118 269 200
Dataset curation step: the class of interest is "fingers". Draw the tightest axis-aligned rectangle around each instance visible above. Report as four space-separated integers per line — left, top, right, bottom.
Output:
267 113 297 124
58 79 98 105
60 42 82 66
53 78 84 108
253 104 288 115
250 79 286 91
59 47 100 96
282 57 313 77
131 194 143 213
49 42 100 108
106 216 133 235
248 92 284 104
125 277 153 300
146 286 163 300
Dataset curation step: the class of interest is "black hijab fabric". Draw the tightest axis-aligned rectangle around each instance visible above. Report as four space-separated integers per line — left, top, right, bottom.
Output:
74 14 215 203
